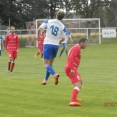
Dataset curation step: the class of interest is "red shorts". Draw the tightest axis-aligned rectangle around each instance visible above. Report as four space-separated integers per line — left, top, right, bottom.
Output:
38 44 43 52
8 51 18 59
65 67 81 84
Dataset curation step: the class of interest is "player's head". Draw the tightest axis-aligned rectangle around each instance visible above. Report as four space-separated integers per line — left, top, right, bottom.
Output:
78 38 88 49
56 10 65 20
10 26 15 34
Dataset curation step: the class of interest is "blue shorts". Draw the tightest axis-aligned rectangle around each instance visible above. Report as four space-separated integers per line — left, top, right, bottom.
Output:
43 44 59 59
62 43 67 47
0 50 1 56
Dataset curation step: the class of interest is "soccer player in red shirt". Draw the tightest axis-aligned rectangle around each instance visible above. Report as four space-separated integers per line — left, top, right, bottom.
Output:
35 30 46 58
5 26 19 72
65 38 88 106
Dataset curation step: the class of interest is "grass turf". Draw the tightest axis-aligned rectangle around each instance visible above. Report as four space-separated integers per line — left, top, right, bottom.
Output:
0 44 117 117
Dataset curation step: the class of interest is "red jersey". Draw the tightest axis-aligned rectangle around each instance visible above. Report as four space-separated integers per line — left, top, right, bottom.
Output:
5 33 19 51
37 33 46 45
65 44 81 70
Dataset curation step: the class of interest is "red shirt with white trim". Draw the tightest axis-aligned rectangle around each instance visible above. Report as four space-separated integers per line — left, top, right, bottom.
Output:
65 44 81 70
5 33 19 51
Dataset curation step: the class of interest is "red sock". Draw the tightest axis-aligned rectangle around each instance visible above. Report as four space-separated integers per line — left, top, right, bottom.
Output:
10 63 15 72
8 61 11 70
70 88 79 102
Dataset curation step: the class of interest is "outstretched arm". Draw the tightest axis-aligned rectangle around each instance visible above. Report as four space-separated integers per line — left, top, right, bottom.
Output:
59 38 65 44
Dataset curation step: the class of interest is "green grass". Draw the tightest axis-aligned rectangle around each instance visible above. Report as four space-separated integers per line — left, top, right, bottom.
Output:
0 44 117 117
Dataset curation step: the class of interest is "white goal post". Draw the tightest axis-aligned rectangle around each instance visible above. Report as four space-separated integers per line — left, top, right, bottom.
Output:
25 18 101 47
35 18 101 45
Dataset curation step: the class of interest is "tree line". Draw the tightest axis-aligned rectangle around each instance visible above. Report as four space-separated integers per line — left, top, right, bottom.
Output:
0 0 117 29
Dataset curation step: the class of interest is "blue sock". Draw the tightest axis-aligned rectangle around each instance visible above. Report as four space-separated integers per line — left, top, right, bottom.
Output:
46 65 56 76
59 50 64 56
65 50 68 56
44 70 50 81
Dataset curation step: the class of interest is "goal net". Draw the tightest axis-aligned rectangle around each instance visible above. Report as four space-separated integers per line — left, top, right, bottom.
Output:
25 18 101 47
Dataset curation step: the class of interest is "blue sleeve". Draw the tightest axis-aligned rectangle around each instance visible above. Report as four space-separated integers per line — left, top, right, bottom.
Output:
44 19 49 24
63 26 66 32
68 31 71 35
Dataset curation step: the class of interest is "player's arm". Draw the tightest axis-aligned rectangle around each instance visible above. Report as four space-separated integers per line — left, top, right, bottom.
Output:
59 26 66 44
38 19 48 39
38 27 43 39
68 48 79 74
68 52 76 75
16 35 19 52
59 38 65 44
69 33 74 43
70 37 73 42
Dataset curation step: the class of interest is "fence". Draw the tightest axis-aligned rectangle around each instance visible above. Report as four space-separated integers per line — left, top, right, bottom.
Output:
0 28 117 48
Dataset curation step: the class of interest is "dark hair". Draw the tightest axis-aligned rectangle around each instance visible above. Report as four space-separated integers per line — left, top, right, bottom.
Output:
78 38 88 43
56 11 65 20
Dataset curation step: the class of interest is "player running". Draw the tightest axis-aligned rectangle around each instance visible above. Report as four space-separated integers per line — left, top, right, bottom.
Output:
5 26 19 73
37 10 66 85
35 30 46 58
59 28 73 58
65 38 88 106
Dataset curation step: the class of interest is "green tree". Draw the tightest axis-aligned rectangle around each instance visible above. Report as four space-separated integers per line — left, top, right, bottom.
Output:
0 0 49 28
0 0 18 26
70 0 104 18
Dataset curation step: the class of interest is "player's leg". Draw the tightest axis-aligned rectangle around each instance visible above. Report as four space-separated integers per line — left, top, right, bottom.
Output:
8 59 12 71
35 51 40 58
40 44 43 59
41 44 59 85
7 51 12 71
65 67 82 106
9 51 17 72
40 52 43 59
43 44 59 76
44 59 56 75
35 51 40 57
41 59 54 85
41 70 51 85
69 81 82 106
65 45 68 56
50 58 59 85
35 44 40 58
59 43 65 58
10 59 15 72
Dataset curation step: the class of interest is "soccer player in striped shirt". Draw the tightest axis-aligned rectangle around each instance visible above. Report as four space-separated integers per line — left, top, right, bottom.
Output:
5 26 19 72
37 10 66 85
0 35 4 56
65 38 88 106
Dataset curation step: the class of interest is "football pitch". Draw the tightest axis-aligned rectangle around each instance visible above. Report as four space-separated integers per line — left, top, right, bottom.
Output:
0 44 117 117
